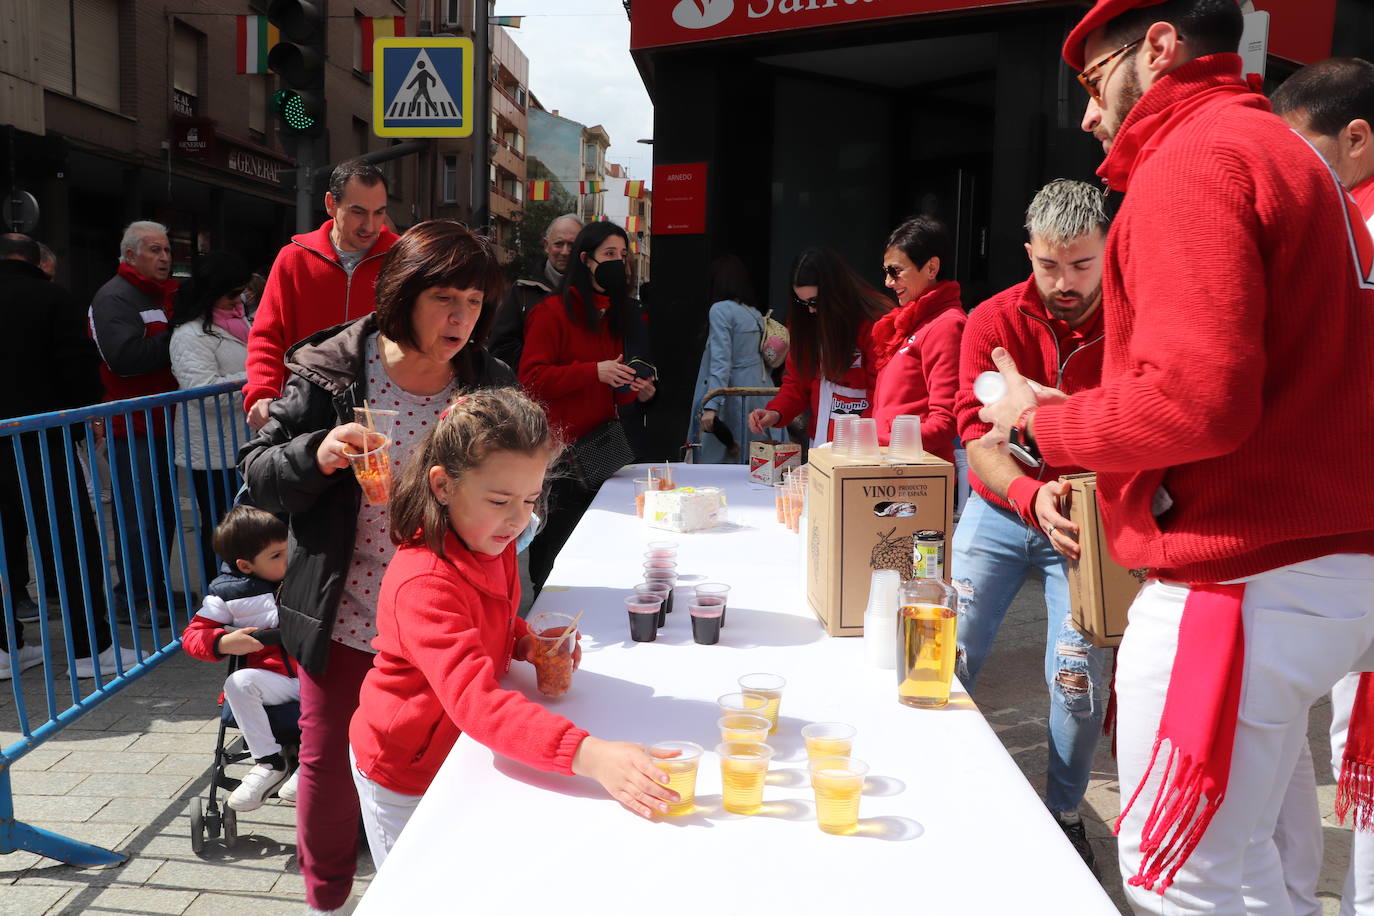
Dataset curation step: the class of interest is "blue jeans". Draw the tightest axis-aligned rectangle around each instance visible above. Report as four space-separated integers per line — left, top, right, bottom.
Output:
951 492 1109 814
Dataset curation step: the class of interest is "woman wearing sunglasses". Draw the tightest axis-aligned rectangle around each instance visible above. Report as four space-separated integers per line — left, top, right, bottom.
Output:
868 216 965 462
747 247 889 447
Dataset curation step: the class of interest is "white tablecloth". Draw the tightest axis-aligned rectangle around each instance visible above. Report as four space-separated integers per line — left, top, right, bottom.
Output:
357 464 1117 915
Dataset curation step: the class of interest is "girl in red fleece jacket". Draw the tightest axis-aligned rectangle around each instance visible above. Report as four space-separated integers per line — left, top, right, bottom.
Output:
749 247 889 447
347 388 676 868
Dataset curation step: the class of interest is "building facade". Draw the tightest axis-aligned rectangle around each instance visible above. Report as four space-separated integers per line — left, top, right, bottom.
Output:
527 106 612 226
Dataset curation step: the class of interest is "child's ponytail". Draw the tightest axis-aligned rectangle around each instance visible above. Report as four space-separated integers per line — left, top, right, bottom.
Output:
389 387 561 556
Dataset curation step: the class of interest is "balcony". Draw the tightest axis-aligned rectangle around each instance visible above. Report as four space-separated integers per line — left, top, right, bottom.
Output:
493 143 523 177
489 186 521 222
492 87 525 130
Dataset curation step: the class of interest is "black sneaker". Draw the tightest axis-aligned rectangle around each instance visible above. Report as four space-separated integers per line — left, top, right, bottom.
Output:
1055 813 1097 874
14 596 42 624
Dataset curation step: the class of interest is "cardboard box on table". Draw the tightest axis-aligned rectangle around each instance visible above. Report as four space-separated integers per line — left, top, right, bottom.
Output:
806 446 954 637
1061 473 1145 648
749 440 801 486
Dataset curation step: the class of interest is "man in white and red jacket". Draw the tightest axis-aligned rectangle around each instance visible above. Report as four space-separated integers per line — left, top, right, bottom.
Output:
951 179 1111 872
980 1 1374 910
244 160 398 429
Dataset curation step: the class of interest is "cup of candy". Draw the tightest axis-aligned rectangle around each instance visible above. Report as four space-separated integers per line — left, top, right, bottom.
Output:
527 612 578 697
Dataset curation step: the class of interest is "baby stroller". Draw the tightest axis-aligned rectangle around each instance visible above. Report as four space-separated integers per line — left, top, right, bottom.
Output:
188 653 302 853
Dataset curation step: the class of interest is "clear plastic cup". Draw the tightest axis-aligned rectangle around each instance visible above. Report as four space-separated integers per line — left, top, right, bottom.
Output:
526 612 578 697
633 478 653 517
737 673 786 734
718 714 770 743
717 692 769 718
717 741 775 815
695 582 730 627
645 540 678 560
831 414 855 456
809 756 869 834
801 722 857 761
888 414 924 462
353 406 399 439
688 598 723 645
649 740 703 816
344 442 392 506
643 558 678 574
635 581 669 627
625 593 662 642
645 464 674 491
851 417 880 462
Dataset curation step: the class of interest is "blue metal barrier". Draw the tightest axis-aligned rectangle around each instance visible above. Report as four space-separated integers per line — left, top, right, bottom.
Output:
0 382 249 866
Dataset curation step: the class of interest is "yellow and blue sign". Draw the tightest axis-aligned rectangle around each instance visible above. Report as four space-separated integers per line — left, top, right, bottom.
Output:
372 37 473 138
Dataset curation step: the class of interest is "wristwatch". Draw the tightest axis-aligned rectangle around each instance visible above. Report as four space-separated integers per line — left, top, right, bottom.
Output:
1008 407 1041 467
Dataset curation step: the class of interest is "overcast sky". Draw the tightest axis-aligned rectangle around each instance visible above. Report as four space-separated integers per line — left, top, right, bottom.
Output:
493 0 656 184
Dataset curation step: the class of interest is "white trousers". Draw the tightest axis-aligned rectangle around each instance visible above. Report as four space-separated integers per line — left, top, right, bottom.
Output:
349 745 422 871
222 667 300 761
1117 555 1374 915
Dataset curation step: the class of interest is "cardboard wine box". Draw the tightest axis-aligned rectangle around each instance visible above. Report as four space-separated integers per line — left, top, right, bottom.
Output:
749 440 802 486
1062 473 1145 648
806 446 954 637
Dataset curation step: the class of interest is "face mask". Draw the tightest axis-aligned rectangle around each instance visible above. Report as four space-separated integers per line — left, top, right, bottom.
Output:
592 258 627 295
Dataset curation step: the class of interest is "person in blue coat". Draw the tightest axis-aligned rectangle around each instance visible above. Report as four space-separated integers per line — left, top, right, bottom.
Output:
687 256 780 463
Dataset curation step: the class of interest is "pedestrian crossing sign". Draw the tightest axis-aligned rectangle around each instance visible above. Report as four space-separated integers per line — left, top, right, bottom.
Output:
373 37 473 138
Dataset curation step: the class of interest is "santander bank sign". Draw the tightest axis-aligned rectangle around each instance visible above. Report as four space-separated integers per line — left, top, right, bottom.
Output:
635 0 1027 50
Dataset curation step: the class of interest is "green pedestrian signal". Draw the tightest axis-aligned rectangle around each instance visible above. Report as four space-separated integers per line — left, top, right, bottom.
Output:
272 89 322 134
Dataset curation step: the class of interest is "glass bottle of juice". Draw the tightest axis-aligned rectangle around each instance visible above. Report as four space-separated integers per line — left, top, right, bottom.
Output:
897 577 958 708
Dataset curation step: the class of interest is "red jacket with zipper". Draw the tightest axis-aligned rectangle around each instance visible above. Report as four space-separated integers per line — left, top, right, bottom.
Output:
765 320 878 443
519 290 635 444
1032 55 1374 582
870 281 965 461
956 276 1103 514
348 531 589 796
244 220 399 410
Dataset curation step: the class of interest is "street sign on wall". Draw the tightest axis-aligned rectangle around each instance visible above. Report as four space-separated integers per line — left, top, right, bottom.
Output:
373 37 473 138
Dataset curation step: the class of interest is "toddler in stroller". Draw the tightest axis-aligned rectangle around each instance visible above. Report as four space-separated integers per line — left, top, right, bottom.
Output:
181 506 301 829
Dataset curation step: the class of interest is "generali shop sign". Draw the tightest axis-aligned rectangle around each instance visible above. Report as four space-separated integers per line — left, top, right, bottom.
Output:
630 0 1334 64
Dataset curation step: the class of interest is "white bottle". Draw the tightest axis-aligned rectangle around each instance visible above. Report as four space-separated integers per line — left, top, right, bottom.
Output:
863 569 901 669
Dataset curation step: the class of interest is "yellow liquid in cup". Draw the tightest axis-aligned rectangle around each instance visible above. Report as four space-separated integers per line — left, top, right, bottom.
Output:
805 736 854 761
812 769 863 835
721 755 770 815
899 603 958 708
662 761 699 816
752 693 782 734
721 723 769 743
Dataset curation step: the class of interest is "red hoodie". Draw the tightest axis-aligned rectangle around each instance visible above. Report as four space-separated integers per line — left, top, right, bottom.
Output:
869 281 964 461
349 531 588 796
519 290 635 444
1032 55 1374 583
956 277 1103 514
243 220 399 410
765 320 878 445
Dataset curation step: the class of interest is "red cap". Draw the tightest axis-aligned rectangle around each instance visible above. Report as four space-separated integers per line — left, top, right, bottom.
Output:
1062 0 1170 71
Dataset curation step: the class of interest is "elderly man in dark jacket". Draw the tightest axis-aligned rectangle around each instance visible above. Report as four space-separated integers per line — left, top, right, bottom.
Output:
0 233 116 680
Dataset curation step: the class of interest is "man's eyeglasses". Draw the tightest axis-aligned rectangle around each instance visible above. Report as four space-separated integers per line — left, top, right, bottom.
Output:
882 265 906 280
793 293 819 310
1077 38 1142 106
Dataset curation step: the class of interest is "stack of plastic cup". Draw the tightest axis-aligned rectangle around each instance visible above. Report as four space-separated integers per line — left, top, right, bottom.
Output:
851 417 880 462
888 414 924 462
863 569 901 669
644 565 677 614
831 415 856 457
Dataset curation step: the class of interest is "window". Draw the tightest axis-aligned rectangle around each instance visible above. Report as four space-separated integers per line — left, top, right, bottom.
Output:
442 0 470 28
441 154 459 203
173 24 200 113
39 1 73 94
43 0 121 110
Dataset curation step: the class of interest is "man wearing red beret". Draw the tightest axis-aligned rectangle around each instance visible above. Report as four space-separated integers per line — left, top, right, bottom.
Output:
979 0 1374 911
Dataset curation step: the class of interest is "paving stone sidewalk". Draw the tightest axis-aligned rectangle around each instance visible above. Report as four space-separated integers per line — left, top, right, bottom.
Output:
0 583 1353 915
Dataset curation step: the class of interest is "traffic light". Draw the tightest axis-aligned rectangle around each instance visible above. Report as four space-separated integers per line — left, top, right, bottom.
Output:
267 0 325 138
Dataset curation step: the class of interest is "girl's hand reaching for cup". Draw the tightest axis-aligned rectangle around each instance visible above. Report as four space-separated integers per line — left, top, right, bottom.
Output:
572 737 678 819
316 422 387 475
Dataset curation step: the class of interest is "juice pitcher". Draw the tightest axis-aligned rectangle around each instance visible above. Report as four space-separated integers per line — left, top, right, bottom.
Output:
897 577 958 708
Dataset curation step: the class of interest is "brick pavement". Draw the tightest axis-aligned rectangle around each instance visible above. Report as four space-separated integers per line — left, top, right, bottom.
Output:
0 583 1354 915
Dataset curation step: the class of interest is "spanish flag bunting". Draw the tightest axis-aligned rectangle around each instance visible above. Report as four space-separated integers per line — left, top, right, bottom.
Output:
625 216 642 233
630 239 640 255
625 180 645 198
236 16 279 75
492 16 523 27
580 181 602 194
359 16 406 72
528 181 551 201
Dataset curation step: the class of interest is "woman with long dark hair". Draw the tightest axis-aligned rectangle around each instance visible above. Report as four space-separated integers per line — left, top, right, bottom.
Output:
240 220 513 914
747 247 889 447
169 250 253 586
687 255 778 463
869 216 965 461
519 221 655 588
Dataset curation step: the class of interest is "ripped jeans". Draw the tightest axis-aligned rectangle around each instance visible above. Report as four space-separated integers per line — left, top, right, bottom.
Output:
951 492 1110 814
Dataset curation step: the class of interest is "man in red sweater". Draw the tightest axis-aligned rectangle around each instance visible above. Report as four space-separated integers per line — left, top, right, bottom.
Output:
950 179 1110 872
1271 57 1374 916
979 1 1374 910
244 160 398 429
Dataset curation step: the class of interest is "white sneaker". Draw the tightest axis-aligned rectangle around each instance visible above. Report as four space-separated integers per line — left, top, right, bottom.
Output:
276 767 300 803
228 763 289 812
72 645 136 679
0 645 44 680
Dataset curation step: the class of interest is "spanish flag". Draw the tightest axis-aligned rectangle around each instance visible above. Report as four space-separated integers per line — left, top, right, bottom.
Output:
528 181 551 202
630 239 640 255
625 180 645 198
236 16 279 75
625 216 642 233
580 181 602 194
492 16 523 27
360 16 406 72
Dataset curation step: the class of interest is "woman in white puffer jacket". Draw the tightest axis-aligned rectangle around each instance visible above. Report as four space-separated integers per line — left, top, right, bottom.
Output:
169 251 252 589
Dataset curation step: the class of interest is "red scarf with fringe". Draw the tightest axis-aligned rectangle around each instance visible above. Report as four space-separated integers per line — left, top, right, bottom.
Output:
1337 674 1374 831
1115 582 1246 894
